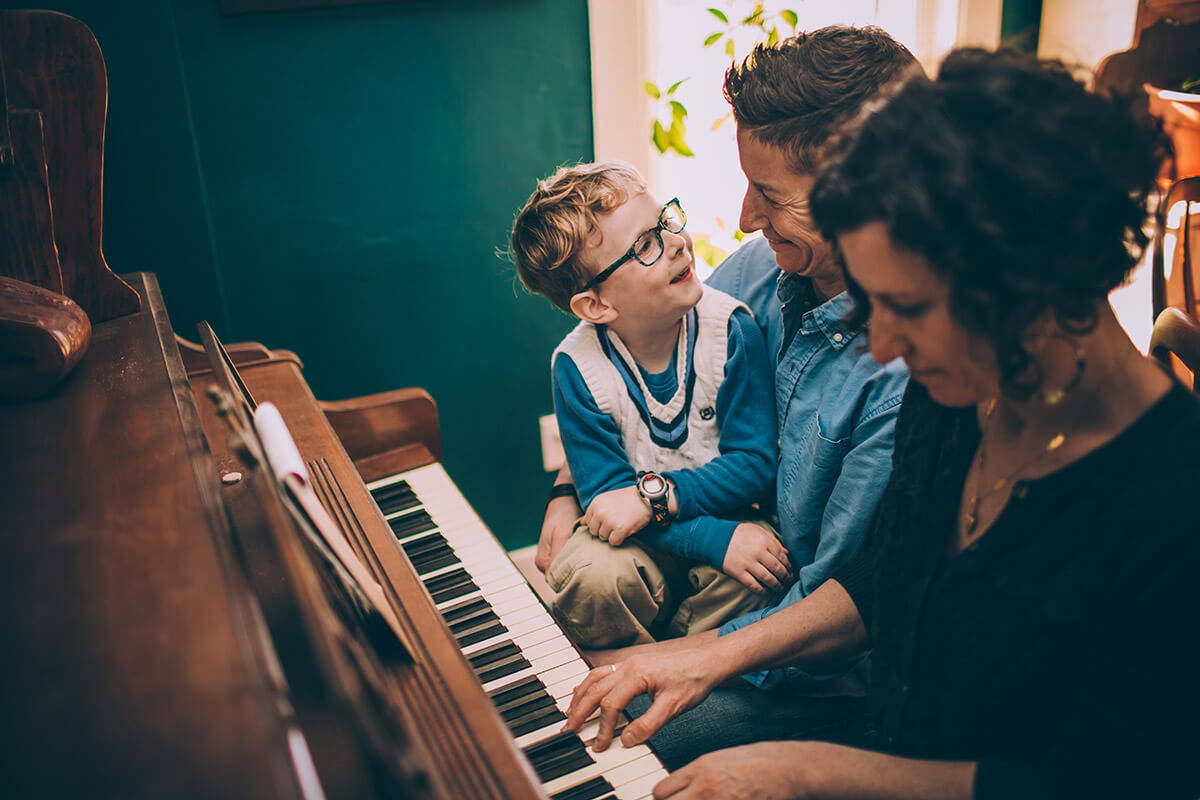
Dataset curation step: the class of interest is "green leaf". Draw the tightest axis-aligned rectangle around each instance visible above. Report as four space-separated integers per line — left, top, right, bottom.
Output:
693 236 728 269
766 28 779 47
725 38 735 58
666 79 688 95
652 120 670 153
644 81 661 100
669 100 688 120
707 7 728 23
712 110 732 131
733 229 747 243
667 119 694 157
742 9 763 25
780 9 798 28
703 32 723 47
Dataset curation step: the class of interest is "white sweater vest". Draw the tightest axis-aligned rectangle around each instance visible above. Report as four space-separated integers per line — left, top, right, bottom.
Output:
553 286 747 473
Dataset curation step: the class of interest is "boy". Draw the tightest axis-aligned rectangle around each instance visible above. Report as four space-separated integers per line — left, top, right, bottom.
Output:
510 161 789 648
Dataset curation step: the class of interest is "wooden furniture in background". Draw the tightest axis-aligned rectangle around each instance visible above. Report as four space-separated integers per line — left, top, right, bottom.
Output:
1137 0 1200 31
1151 306 1200 389
0 10 138 322
1152 176 1200 321
0 274 90 400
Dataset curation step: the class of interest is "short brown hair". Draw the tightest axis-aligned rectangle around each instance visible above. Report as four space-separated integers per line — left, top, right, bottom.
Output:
724 25 919 173
510 161 647 314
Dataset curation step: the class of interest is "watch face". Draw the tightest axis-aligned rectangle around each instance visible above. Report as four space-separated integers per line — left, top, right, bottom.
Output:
640 473 666 496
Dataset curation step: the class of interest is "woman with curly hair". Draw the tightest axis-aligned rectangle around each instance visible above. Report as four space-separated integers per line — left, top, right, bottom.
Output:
563 49 1200 799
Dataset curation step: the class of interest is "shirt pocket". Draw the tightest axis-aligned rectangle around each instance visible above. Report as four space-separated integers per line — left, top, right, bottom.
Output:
779 412 852 537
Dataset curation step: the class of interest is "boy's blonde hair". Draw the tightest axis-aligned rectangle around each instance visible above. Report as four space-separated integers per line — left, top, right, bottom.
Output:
510 161 647 314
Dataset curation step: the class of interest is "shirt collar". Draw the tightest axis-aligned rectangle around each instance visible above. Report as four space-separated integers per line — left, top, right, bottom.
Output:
776 272 858 349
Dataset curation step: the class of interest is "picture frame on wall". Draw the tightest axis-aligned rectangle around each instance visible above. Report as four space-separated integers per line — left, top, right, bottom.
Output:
221 0 402 13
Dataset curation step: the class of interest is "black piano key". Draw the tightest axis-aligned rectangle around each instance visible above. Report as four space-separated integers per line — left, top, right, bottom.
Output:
475 651 531 685
454 619 508 648
552 776 618 800
488 675 546 711
497 693 557 727
423 568 478 605
370 482 421 515
492 684 559 722
409 545 460 576
388 510 437 539
488 674 541 701
507 703 566 738
441 594 492 623
444 599 494 633
368 479 413 500
468 639 521 668
401 531 448 555
468 641 532 684
523 733 595 784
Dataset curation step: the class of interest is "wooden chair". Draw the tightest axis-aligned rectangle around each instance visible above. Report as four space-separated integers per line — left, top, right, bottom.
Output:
1151 306 1200 390
1152 176 1200 322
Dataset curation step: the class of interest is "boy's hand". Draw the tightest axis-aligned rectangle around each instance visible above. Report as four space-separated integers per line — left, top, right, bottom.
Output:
536 493 582 573
722 523 792 594
583 485 651 546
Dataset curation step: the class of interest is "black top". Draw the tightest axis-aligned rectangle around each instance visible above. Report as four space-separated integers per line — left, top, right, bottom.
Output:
834 380 1200 799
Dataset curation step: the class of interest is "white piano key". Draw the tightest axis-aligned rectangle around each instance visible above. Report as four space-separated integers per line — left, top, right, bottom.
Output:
541 747 659 797
613 767 671 800
538 660 589 690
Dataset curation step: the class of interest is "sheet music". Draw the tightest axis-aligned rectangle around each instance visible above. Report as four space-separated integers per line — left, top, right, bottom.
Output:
253 402 412 656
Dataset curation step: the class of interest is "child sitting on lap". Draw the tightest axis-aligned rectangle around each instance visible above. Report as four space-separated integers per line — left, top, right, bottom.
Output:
509 161 790 648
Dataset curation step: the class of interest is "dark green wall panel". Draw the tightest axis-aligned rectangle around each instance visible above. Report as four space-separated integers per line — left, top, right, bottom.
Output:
32 0 589 550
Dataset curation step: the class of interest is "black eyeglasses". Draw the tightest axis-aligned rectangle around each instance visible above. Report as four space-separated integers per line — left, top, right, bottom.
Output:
579 198 687 292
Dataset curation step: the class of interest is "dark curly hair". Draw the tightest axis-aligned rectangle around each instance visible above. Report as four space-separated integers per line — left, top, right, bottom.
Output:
810 48 1170 398
724 26 919 173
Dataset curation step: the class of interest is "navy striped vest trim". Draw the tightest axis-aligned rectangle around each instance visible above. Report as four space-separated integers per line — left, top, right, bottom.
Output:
596 308 699 449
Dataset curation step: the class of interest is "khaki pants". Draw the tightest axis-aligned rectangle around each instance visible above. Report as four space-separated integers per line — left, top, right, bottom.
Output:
546 523 779 648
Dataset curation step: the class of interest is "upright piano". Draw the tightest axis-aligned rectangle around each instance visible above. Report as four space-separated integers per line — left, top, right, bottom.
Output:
0 272 667 799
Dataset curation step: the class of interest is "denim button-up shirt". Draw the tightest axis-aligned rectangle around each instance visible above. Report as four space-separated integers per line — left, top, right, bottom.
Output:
708 238 908 688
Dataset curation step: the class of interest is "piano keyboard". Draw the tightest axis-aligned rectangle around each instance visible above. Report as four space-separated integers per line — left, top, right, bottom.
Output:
366 464 669 800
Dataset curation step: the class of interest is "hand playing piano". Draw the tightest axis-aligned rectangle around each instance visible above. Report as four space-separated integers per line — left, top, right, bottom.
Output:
563 640 723 753
582 485 652 546
722 523 793 595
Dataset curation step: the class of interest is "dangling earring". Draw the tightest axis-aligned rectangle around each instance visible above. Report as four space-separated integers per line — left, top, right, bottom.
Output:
1033 332 1086 405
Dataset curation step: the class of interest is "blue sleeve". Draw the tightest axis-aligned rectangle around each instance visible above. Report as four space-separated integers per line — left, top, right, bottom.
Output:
638 516 739 567
716 369 906 689
661 309 777 521
552 353 636 508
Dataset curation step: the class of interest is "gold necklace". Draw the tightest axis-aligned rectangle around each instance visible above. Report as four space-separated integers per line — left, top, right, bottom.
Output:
961 398 1066 538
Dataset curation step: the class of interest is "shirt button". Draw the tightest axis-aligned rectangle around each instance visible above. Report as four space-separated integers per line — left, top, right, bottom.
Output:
901 684 909 693
832 332 844 343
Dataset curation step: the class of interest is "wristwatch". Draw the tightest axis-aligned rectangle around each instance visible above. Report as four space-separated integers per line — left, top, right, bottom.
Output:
636 470 671 529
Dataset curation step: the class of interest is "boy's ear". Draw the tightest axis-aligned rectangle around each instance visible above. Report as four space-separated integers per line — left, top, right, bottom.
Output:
569 289 618 325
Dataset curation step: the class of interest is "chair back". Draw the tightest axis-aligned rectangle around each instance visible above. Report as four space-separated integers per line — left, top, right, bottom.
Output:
1151 306 1200 390
1152 176 1200 321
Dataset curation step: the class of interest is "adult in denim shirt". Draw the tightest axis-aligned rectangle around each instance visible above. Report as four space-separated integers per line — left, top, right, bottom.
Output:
708 237 906 689
551 26 915 768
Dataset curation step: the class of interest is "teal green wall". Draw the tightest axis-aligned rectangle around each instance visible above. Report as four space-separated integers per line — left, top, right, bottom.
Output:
1001 0 1043 53
40 1 589 550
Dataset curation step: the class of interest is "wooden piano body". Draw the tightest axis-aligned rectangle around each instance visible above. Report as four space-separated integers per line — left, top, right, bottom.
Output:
0 272 667 798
